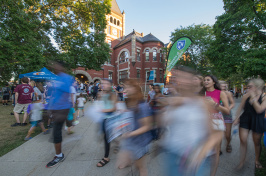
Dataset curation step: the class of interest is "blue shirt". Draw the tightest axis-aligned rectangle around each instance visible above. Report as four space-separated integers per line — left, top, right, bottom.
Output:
48 73 73 110
67 107 75 120
128 102 152 147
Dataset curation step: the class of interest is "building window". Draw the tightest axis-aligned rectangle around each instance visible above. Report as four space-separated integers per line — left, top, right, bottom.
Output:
160 50 162 62
137 69 140 78
119 70 128 82
160 70 163 82
110 16 113 23
117 20 120 26
145 49 149 61
118 30 120 38
119 51 129 63
153 49 157 61
137 49 140 61
108 72 113 80
108 40 111 47
108 26 111 34
146 70 150 82
114 18 116 25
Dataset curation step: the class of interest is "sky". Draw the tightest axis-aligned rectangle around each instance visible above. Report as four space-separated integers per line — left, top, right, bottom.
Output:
116 0 225 43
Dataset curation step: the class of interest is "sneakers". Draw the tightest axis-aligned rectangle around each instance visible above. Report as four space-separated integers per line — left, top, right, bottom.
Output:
11 123 21 127
72 121 79 126
46 154 65 168
21 123 27 126
24 137 32 141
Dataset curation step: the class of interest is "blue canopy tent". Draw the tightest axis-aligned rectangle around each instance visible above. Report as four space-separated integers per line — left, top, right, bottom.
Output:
19 67 57 80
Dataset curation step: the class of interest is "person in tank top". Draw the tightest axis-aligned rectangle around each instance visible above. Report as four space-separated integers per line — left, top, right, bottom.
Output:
233 78 266 169
202 75 230 176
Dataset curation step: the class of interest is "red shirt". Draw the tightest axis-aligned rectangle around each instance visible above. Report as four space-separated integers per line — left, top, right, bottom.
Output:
14 84 34 104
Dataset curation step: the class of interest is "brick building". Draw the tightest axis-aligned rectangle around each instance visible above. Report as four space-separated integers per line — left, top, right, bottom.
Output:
74 0 165 85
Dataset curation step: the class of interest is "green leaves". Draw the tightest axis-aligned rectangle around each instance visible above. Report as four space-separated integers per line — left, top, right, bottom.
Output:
170 24 214 75
0 0 111 84
207 0 266 81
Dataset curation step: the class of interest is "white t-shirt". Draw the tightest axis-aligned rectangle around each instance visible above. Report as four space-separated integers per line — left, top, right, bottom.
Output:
80 83 84 90
30 103 44 121
77 97 86 107
70 86 77 103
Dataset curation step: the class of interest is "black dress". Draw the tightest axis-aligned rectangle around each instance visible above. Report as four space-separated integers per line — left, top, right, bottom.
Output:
240 95 265 133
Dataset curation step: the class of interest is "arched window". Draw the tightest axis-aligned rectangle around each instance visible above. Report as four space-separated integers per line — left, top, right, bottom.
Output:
119 51 129 63
117 20 120 26
114 18 116 25
153 49 157 61
145 49 149 61
110 16 113 23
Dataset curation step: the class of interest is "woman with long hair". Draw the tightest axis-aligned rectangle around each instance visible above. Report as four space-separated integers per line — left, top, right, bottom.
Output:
117 79 152 176
30 81 41 101
219 81 235 153
203 75 230 176
233 78 266 169
96 79 117 167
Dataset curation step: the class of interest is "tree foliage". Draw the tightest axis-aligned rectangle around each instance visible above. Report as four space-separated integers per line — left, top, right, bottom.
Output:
170 24 215 75
0 0 111 83
207 0 266 80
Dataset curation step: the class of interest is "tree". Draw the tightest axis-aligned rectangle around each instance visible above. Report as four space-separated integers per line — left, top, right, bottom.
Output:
170 24 215 75
0 0 111 83
207 0 266 80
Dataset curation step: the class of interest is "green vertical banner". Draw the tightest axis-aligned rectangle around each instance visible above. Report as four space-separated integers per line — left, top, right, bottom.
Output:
164 37 192 78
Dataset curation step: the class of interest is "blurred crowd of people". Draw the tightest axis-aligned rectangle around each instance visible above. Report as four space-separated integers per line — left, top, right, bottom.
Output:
2 62 265 175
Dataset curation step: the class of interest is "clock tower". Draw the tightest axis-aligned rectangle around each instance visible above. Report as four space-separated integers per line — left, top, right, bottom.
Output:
105 0 125 45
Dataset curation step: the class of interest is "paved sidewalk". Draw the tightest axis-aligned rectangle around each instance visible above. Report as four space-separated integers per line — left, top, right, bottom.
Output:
0 99 255 176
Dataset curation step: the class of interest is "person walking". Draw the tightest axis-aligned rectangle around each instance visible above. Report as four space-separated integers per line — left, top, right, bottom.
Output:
219 81 235 153
2 83 11 106
11 77 34 127
24 95 49 140
160 66 223 176
117 79 152 176
46 61 73 168
233 78 266 169
203 75 230 176
96 79 117 167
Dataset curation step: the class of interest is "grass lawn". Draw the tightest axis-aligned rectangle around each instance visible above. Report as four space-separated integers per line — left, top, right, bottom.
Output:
255 138 266 176
0 103 43 157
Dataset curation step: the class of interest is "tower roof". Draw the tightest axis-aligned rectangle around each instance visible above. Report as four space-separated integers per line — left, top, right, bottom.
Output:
111 0 122 16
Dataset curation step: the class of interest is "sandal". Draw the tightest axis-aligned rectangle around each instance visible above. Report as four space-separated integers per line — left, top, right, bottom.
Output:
97 158 109 167
226 144 232 153
255 163 263 169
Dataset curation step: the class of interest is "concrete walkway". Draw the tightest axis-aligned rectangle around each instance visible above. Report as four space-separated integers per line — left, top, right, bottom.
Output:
0 99 255 176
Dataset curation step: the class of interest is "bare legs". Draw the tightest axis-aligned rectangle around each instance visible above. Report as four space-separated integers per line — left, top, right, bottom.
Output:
13 111 28 123
252 132 263 168
238 127 249 169
225 123 232 152
211 131 223 176
117 151 148 176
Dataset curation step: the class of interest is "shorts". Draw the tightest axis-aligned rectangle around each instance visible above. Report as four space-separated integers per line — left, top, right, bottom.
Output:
3 95 9 100
66 119 73 127
14 103 30 113
30 120 42 127
78 106 84 110
51 109 70 143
